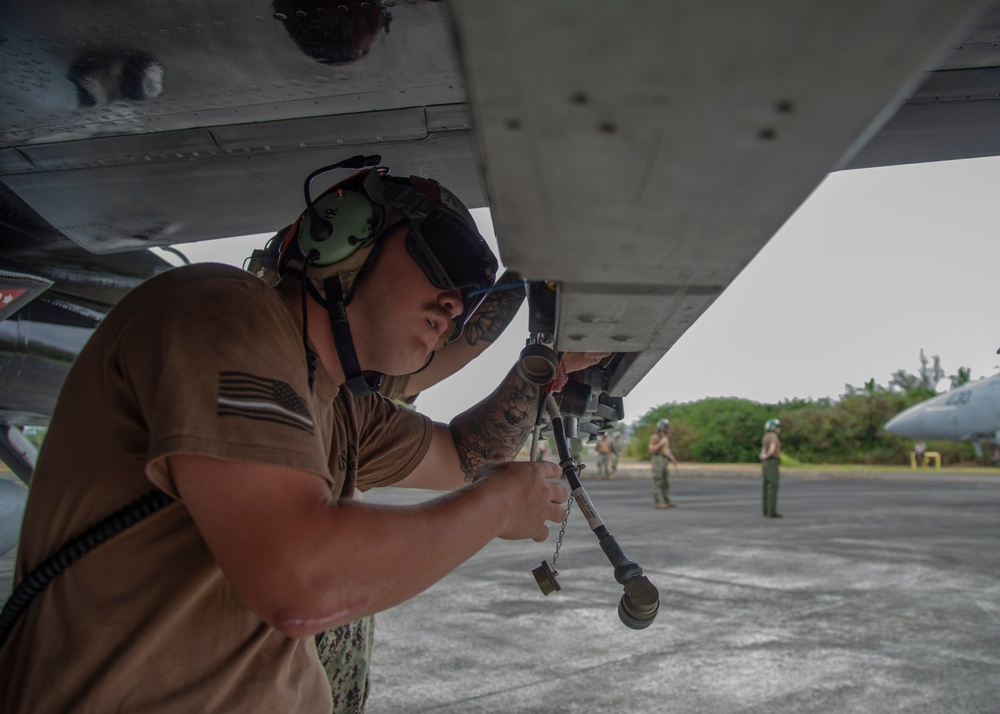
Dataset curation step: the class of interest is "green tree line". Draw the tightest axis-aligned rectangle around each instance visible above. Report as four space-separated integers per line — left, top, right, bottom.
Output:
624 351 979 466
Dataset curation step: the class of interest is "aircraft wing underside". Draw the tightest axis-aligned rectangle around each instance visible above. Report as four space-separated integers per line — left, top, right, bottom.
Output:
450 0 996 395
3 0 1000 424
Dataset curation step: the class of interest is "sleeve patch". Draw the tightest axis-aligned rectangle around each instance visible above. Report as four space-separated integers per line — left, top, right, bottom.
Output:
217 371 315 434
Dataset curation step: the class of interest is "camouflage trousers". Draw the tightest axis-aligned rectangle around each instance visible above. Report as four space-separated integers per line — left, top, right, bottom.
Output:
762 457 780 516
315 615 375 713
651 454 671 503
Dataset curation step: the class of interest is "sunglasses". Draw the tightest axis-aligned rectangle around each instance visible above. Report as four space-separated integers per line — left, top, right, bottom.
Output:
359 170 498 342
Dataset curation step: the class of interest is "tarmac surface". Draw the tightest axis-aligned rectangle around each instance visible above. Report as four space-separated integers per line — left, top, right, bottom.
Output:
362 466 1000 713
2 466 999 712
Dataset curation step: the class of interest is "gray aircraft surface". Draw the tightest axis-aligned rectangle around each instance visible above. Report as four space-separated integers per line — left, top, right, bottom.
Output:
884 372 1000 457
3 0 1000 550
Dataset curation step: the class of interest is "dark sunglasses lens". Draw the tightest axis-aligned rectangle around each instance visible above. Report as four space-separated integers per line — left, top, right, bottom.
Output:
415 210 497 292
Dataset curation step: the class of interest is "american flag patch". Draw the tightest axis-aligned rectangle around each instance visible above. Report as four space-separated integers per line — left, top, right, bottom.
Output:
217 371 314 434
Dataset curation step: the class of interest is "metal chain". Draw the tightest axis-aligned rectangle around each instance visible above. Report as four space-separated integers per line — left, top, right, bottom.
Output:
550 493 574 573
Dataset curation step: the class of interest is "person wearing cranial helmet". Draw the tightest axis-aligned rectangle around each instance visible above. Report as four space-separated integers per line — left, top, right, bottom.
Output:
648 418 679 509
2 156 618 712
760 418 783 518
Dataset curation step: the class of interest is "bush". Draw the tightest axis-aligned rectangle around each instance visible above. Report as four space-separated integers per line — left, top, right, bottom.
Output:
621 380 981 467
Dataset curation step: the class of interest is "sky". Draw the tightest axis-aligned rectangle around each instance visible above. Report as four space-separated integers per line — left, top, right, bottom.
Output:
164 155 1000 425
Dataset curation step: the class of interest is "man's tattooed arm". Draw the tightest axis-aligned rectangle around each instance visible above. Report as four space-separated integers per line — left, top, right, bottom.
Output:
461 269 525 347
449 363 541 480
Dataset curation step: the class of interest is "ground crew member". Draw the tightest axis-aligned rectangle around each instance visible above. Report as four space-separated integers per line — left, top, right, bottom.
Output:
760 418 782 518
596 434 613 478
0 163 598 712
648 419 679 508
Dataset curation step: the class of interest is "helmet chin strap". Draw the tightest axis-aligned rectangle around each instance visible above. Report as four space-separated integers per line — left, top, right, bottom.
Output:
292 266 382 398
411 350 434 375
318 276 382 398
309 273 435 389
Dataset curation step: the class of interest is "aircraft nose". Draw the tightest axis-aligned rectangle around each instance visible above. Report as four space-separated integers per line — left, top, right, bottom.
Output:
884 405 927 439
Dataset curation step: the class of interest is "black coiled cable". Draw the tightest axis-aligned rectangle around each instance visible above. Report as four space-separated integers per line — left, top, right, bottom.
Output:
0 489 174 650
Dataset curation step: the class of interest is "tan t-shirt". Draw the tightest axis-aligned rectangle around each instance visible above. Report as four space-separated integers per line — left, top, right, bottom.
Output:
761 432 781 459
0 264 432 713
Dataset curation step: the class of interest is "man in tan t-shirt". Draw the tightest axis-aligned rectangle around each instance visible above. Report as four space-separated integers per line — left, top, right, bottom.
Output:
0 165 603 712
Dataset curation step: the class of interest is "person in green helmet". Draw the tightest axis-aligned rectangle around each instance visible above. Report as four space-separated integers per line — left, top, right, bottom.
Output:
648 419 679 508
760 418 783 518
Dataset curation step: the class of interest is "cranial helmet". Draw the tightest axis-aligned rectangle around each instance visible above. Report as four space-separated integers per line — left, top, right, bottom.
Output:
764 418 781 432
281 166 497 337
656 419 670 431
251 157 498 397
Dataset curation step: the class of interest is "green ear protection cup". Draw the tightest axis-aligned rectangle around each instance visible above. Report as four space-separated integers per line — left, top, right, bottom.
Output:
298 190 376 266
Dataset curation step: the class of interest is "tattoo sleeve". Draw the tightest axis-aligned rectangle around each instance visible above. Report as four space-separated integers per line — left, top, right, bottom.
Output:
449 363 541 480
461 269 525 347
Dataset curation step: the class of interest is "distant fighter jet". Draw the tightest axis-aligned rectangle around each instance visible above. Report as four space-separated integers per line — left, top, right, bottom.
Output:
884 373 1000 460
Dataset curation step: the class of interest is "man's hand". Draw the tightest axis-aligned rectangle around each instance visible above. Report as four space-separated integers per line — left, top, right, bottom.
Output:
477 460 567 542
561 352 609 374
550 352 611 392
